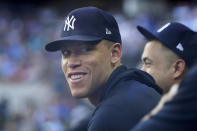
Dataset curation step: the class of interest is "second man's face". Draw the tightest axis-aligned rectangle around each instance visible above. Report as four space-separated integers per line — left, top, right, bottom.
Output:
141 40 174 93
61 40 114 98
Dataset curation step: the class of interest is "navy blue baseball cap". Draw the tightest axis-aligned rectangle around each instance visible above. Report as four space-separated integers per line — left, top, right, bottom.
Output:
137 22 197 67
45 6 121 52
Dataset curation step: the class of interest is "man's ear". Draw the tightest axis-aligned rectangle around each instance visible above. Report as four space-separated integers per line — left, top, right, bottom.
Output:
172 59 186 79
111 43 122 64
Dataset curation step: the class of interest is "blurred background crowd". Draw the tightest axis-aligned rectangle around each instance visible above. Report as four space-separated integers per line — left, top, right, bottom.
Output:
0 0 197 130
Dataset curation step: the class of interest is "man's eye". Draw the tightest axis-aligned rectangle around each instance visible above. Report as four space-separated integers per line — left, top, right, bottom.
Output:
80 48 88 53
62 50 70 57
144 62 151 65
145 62 151 65
80 47 93 53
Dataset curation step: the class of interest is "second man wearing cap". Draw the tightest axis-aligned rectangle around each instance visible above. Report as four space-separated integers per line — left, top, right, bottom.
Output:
138 22 197 94
131 22 197 131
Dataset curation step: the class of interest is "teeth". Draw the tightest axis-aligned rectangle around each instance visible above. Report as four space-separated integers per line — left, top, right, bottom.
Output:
71 74 83 80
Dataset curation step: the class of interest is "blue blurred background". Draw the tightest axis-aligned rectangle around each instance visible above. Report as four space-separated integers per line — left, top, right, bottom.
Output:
0 0 197 130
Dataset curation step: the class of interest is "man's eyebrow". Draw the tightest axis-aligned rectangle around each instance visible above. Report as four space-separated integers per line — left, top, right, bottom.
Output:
84 44 98 50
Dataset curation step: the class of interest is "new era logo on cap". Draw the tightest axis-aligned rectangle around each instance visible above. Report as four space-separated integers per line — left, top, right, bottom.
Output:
176 43 184 51
106 28 112 35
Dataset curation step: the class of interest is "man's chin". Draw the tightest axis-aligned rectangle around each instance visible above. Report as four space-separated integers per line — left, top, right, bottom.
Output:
71 92 87 98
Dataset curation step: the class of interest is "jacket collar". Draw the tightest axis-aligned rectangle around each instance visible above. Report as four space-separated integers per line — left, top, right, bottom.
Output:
99 65 162 102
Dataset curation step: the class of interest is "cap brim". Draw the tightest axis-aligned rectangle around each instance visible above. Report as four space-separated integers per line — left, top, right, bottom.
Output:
45 35 102 52
137 26 159 41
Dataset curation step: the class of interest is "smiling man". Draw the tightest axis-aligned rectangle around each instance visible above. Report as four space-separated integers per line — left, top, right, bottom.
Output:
45 7 161 131
61 40 119 105
141 40 181 94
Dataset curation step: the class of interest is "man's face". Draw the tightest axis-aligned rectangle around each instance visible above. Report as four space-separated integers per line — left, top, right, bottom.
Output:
141 40 174 93
61 40 114 98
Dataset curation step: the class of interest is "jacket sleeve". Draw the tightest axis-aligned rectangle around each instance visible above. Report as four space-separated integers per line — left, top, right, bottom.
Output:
131 77 197 131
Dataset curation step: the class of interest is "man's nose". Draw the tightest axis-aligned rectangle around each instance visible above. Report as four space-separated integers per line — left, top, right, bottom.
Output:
67 54 81 69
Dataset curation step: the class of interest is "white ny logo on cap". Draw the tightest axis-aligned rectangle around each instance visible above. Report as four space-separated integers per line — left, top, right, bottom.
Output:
64 15 76 31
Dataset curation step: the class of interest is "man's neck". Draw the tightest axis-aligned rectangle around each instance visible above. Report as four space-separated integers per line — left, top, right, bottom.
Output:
88 78 109 106
88 87 104 106
88 95 100 106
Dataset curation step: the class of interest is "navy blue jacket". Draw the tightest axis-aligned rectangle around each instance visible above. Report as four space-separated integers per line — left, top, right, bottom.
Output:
88 65 161 131
132 63 197 131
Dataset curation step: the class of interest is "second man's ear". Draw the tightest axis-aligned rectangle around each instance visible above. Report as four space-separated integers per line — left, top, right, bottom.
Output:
173 59 186 79
111 43 122 64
